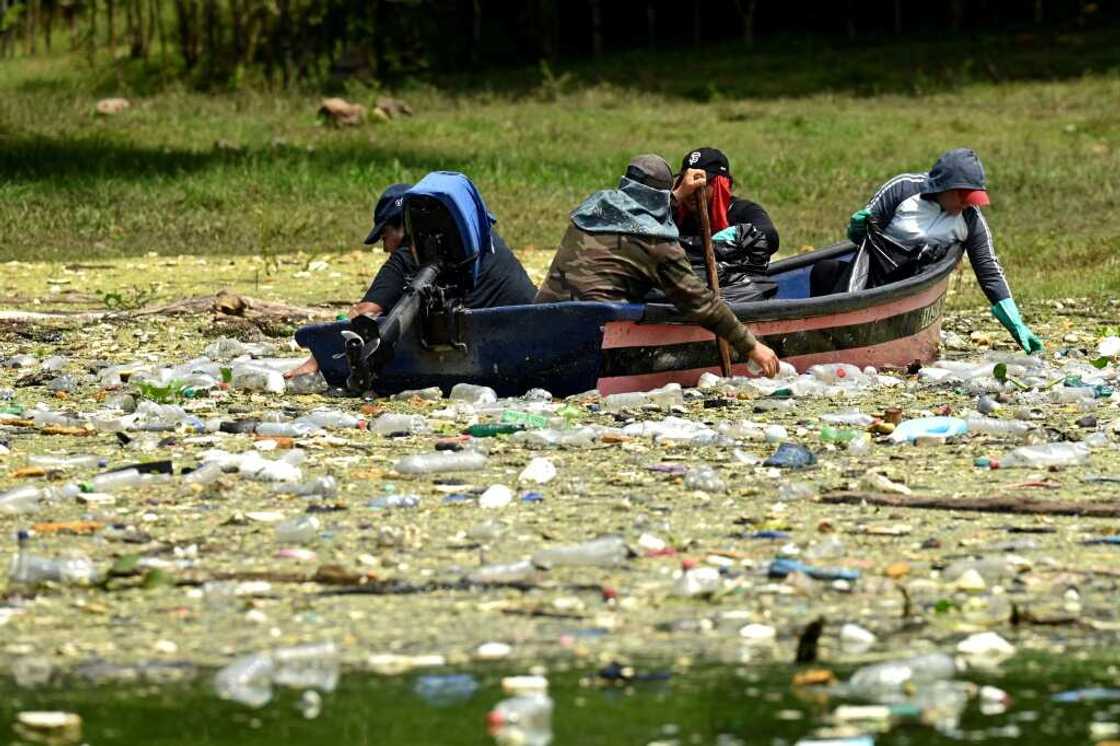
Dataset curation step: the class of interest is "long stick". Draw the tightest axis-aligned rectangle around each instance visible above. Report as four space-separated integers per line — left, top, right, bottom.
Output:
696 184 733 377
821 491 1120 518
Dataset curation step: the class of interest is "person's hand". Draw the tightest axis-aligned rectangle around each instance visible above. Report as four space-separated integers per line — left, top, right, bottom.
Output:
991 299 1044 354
847 208 871 244
347 301 382 319
672 168 707 208
747 340 780 378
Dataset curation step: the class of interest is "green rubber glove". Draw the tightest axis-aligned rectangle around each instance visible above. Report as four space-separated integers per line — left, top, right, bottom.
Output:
991 298 1043 354
847 208 871 244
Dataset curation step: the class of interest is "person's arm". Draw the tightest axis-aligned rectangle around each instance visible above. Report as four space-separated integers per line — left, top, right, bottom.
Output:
850 173 925 242
961 207 1011 304
728 199 779 253
962 207 1042 353
360 248 413 311
646 239 757 355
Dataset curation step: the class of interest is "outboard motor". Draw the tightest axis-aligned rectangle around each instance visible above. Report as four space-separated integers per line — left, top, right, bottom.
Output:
342 172 490 393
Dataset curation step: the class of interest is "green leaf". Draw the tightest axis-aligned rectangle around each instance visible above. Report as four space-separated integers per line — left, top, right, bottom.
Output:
109 554 141 577
992 363 1008 382
1092 356 1111 369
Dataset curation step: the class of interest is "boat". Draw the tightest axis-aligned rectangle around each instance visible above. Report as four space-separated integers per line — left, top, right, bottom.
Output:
296 240 960 398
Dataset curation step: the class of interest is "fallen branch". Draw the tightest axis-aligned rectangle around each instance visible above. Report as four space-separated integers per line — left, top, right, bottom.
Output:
0 292 340 326
820 491 1120 517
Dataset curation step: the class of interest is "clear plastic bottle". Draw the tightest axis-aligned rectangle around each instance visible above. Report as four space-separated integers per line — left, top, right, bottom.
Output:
286 372 328 395
531 535 627 568
683 464 726 493
214 652 276 708
9 532 99 586
511 428 597 449
255 421 321 438
271 476 339 497
808 363 866 385
27 454 104 469
271 642 339 692
298 409 360 429
450 383 498 406
487 694 554 746
965 416 1031 438
90 468 143 492
467 560 536 584
394 450 487 475
672 566 722 597
370 413 430 436
1001 442 1090 468
647 383 684 410
518 458 557 485
275 515 321 544
846 653 958 701
0 485 43 514
601 392 650 412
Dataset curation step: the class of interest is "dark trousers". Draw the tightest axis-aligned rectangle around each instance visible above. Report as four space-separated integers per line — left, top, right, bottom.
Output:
810 259 854 297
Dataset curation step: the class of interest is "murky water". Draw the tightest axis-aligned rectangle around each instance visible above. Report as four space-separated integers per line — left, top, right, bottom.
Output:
4 654 1120 745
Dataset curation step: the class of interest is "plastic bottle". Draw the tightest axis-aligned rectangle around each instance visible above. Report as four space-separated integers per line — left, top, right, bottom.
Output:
531 535 627 568
214 652 276 708
846 653 958 701
275 515 321 544
808 363 866 385
449 383 498 406
601 392 650 412
1000 442 1090 468
487 694 553 746
467 560 536 584
89 468 143 492
647 383 684 410
683 465 726 493
230 366 285 394
368 494 422 509
965 416 1031 438
298 409 360 429
183 462 224 485
0 485 43 514
27 454 105 469
394 450 487 475
271 642 339 692
286 372 328 395
820 425 857 444
9 531 99 586
392 386 444 401
271 476 339 497
370 413 430 436
518 458 557 485
511 427 597 449
672 566 722 597
255 421 321 438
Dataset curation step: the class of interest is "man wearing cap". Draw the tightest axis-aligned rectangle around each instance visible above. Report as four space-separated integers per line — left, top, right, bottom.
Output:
672 147 781 301
535 154 782 377
285 182 536 380
813 148 1042 353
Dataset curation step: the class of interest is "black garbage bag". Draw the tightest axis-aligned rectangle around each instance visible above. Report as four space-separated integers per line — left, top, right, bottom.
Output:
681 222 778 300
846 221 951 293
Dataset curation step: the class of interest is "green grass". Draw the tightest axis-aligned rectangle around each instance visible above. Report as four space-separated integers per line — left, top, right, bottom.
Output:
1 32 1119 304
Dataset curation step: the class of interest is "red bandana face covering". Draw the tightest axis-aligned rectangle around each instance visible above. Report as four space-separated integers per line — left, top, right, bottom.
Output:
706 174 733 234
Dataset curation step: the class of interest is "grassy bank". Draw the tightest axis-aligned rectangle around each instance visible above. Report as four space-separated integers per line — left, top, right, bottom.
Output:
1 35 1118 304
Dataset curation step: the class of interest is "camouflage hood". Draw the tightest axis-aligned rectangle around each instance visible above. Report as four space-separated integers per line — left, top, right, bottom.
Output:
569 177 680 242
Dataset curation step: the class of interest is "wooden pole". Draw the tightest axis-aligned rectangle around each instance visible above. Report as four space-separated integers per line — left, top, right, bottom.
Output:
696 184 733 377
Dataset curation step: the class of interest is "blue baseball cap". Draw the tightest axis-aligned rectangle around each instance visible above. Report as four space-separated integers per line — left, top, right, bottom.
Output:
363 182 413 245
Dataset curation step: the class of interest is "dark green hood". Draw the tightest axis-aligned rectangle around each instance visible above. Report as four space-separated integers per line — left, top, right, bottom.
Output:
569 177 680 242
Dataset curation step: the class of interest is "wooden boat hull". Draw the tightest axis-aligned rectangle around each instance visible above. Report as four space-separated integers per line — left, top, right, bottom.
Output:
296 242 959 397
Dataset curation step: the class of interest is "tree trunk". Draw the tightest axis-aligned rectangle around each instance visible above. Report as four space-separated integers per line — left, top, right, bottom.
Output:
106 0 115 49
894 0 902 34
43 0 53 52
645 1 655 50
173 0 198 69
469 0 480 65
87 0 96 63
731 0 756 47
1034 0 1043 24
691 0 700 46
588 0 601 59
845 0 856 41
27 0 38 54
949 0 963 31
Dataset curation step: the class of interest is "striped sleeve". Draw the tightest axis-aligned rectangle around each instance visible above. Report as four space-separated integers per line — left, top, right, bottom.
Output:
963 207 1012 304
865 173 926 227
